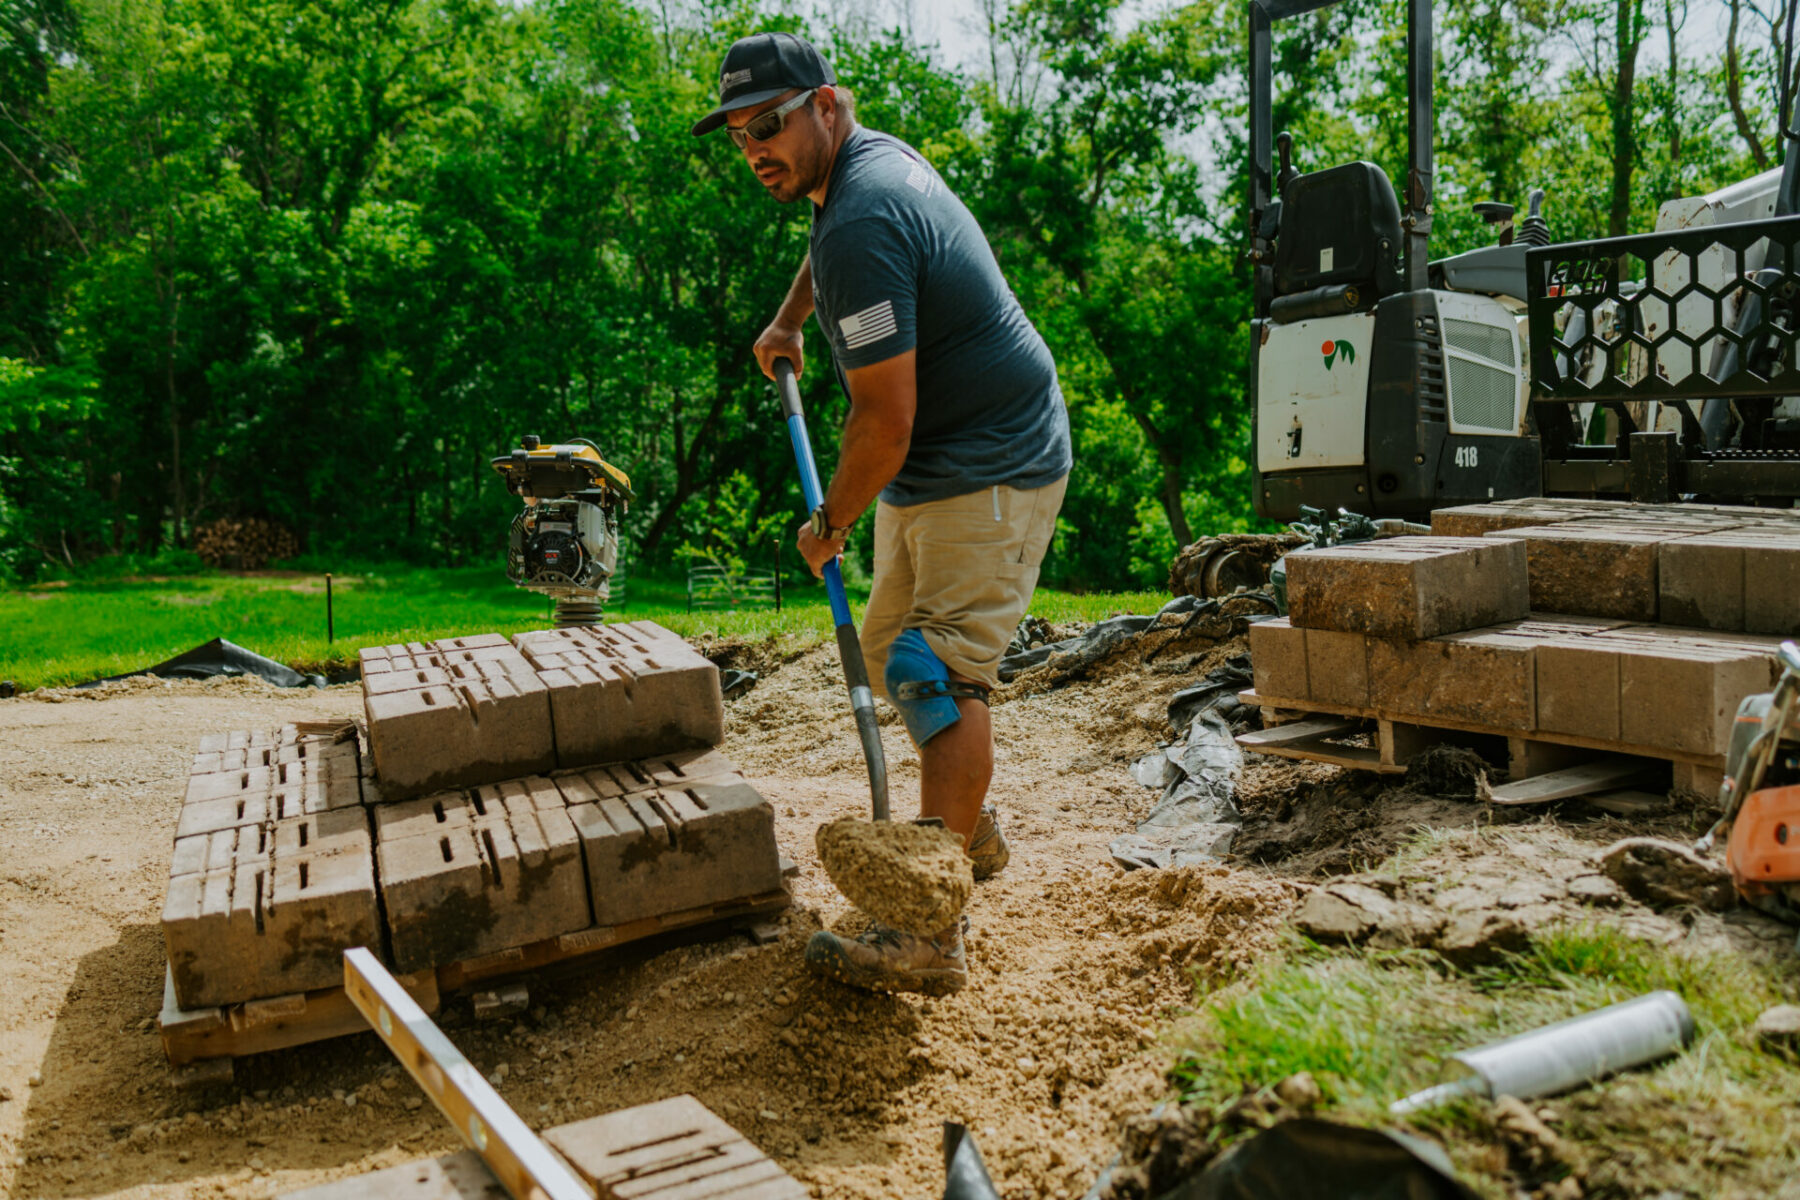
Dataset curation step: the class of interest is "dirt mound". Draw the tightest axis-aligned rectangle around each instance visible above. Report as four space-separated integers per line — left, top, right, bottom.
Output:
997 599 1266 702
1231 762 1484 877
692 632 819 678
816 817 972 936
1403 744 1497 799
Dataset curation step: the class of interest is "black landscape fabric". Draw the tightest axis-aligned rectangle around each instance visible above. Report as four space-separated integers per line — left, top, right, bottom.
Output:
1160 1117 1479 1200
76 637 324 689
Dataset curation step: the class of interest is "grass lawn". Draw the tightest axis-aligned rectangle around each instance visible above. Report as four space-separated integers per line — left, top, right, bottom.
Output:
1170 924 1800 1195
0 563 1168 690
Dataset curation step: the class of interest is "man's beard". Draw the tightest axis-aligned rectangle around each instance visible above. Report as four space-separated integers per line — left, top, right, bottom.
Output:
753 139 825 204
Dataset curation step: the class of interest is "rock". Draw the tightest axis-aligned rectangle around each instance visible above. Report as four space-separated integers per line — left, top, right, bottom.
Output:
1753 1004 1800 1051
1566 874 1624 907
1273 1071 1321 1109
1431 911 1529 966
27 1072 41 1088
1507 902 1570 933
1597 837 1735 910
0 1086 10 1103
1293 889 1382 942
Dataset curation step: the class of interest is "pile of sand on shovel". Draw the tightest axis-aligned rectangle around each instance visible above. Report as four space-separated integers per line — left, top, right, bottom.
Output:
816 817 973 937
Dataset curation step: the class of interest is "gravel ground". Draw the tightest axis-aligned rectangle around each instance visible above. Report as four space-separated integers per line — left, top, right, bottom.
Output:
1 632 1296 1198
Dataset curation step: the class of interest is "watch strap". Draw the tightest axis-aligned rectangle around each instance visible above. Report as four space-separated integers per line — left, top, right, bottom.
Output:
811 505 853 540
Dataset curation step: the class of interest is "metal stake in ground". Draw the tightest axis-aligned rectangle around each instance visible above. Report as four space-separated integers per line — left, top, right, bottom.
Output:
773 357 889 821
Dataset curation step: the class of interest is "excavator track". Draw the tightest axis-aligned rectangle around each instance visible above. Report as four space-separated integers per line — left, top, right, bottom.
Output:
1168 532 1306 598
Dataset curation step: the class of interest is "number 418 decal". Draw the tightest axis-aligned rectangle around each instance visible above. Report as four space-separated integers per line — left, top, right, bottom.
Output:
1454 446 1480 468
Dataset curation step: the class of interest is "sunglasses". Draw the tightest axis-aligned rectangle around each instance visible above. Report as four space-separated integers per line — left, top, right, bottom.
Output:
727 89 816 149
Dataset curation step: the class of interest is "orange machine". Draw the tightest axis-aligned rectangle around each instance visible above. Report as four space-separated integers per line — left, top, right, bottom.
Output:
1707 642 1800 920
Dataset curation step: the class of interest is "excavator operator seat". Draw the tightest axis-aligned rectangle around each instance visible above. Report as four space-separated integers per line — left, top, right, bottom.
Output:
1273 161 1405 304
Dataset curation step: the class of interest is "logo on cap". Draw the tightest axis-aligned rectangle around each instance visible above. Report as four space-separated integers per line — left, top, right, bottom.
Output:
720 68 753 98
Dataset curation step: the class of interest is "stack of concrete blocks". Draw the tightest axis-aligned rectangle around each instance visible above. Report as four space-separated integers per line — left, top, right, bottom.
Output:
364 622 766 973
512 621 726 768
162 723 381 1008
358 634 556 800
163 620 781 1013
1249 516 1791 763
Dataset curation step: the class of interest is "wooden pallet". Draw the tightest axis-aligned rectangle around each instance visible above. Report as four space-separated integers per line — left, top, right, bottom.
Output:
1236 689 1722 805
161 885 791 1073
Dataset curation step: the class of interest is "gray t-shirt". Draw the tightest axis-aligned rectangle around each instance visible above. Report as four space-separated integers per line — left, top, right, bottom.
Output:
810 127 1072 506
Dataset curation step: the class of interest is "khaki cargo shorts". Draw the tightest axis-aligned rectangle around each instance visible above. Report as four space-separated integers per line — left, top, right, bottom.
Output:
859 474 1068 697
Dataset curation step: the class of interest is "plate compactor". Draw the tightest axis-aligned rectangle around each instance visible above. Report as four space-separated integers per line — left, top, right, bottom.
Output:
1707 640 1800 922
490 437 634 628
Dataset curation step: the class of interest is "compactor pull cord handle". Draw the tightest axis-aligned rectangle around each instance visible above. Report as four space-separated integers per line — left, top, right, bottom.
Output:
773 358 889 821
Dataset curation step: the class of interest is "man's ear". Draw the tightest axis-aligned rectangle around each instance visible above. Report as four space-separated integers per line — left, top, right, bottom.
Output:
814 85 838 129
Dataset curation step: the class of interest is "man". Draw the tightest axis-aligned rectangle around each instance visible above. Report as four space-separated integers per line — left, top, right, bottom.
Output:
692 32 1071 995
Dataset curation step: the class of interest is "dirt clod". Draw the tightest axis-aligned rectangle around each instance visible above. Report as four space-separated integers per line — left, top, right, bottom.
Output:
1598 837 1736 911
815 816 972 937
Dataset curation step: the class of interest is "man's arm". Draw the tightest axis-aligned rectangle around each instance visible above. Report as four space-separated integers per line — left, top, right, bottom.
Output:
796 350 916 576
753 256 816 380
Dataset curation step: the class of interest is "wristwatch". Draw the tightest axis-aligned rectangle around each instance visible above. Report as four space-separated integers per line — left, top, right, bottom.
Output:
810 504 854 541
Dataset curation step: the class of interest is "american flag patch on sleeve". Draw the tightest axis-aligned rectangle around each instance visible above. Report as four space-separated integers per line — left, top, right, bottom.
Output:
838 300 898 351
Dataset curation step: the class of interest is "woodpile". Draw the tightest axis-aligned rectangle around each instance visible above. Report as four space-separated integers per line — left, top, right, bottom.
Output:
193 517 299 570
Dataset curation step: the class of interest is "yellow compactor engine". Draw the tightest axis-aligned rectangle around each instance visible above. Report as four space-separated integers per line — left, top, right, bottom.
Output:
490 436 633 628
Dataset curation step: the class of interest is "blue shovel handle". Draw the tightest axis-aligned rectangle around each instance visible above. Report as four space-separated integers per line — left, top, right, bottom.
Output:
773 358 889 821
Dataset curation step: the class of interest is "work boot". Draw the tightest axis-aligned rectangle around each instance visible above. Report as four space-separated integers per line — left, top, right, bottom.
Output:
968 805 1009 881
804 919 967 996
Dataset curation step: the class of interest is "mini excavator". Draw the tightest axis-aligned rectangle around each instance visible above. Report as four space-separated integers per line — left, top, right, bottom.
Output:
1247 0 1800 523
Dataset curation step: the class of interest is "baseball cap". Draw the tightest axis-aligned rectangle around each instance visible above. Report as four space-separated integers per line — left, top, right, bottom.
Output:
690 32 836 137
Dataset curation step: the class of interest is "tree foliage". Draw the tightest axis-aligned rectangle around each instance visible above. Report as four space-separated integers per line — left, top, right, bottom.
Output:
0 0 1788 587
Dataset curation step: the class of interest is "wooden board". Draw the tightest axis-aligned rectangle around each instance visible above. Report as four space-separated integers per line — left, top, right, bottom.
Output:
163 885 791 1067
1234 717 1397 774
1238 689 1725 770
1235 716 1364 747
161 964 440 1067
1486 756 1660 806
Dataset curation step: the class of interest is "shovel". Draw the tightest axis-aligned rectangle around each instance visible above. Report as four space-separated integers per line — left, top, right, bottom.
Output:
771 359 970 936
773 356 889 821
